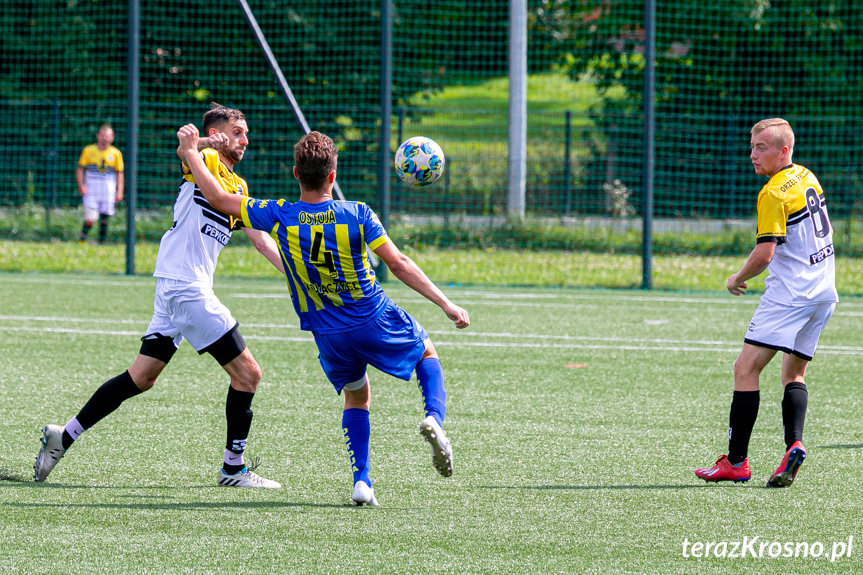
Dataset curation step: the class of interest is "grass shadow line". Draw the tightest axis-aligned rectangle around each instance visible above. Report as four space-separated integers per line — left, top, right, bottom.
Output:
480 483 703 491
5 500 367 511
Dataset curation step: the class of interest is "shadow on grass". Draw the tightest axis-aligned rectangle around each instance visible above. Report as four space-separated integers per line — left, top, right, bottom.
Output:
0 478 211 490
0 469 29 482
4 500 355 510
481 484 704 491
0 476 371 509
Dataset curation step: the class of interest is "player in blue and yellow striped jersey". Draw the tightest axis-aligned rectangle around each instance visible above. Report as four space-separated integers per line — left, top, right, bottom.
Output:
695 118 837 487
177 125 470 506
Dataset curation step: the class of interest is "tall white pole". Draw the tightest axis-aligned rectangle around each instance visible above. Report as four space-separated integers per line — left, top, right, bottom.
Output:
508 0 527 220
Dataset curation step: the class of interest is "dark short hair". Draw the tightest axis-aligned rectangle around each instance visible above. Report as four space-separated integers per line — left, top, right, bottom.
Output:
202 102 245 132
294 131 337 190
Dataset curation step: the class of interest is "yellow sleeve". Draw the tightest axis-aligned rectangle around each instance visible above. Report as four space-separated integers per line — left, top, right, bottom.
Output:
756 187 786 241
201 148 221 175
240 198 253 228
182 148 220 183
367 235 389 250
78 146 90 167
113 147 125 172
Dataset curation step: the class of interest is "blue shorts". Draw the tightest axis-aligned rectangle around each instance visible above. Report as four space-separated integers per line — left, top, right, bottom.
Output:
314 300 428 393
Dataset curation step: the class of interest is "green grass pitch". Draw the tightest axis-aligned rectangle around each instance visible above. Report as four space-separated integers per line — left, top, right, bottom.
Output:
0 272 861 574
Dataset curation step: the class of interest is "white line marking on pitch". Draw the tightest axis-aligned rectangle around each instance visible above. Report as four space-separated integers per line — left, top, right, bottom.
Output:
0 315 295 329
1 324 859 355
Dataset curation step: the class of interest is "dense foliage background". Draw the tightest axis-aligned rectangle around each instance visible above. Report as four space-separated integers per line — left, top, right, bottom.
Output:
1 1 861 247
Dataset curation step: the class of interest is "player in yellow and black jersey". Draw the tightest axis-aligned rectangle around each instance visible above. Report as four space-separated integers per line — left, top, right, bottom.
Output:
76 124 124 243
695 118 837 487
36 105 285 490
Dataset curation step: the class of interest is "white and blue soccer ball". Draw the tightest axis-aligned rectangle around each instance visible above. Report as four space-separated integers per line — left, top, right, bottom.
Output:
394 136 445 186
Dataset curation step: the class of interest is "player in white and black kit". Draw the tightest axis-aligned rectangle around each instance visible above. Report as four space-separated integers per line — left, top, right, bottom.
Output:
35 104 286 488
695 118 837 487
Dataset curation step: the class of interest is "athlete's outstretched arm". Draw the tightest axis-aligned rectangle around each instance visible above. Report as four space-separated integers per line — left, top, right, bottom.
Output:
243 227 285 274
176 124 244 218
373 240 469 329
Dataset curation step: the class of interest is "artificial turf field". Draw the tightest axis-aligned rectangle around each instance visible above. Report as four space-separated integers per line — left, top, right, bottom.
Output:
0 272 861 574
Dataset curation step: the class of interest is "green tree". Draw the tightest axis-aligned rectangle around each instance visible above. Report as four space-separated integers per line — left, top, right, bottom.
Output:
554 0 863 218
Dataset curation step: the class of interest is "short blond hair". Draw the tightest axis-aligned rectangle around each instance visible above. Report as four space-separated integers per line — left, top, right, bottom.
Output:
751 118 794 151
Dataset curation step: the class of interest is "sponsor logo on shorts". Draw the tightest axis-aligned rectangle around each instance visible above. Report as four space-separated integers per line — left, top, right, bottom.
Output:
809 243 834 265
201 223 230 245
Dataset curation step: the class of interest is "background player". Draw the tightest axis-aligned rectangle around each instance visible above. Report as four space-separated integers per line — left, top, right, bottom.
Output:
35 105 285 488
177 125 470 506
77 124 124 244
695 118 837 487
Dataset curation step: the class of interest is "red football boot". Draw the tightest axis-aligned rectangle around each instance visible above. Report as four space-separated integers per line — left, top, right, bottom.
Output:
766 441 806 488
695 454 751 483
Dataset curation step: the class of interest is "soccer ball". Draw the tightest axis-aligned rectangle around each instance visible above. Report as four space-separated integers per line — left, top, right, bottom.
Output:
394 137 445 186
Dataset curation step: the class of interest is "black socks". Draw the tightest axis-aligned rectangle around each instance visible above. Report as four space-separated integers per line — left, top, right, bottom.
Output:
64 371 142 449
224 386 254 474
98 213 110 243
782 382 808 450
75 371 142 430
726 383 807 464
727 390 760 465
80 220 93 241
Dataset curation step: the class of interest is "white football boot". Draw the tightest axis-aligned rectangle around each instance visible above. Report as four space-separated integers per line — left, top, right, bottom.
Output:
217 466 281 489
351 480 378 507
34 424 66 482
419 415 453 477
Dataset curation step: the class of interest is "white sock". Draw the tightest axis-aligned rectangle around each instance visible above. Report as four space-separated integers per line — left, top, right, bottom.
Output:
224 449 245 470
64 417 85 441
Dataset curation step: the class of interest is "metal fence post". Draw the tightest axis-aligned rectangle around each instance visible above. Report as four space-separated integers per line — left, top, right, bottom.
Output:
564 110 572 217
641 0 656 290
125 0 140 275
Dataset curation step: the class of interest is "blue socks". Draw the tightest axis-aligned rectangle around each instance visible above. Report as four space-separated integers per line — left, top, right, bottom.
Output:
342 408 371 486
341 358 446 487
416 357 447 426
